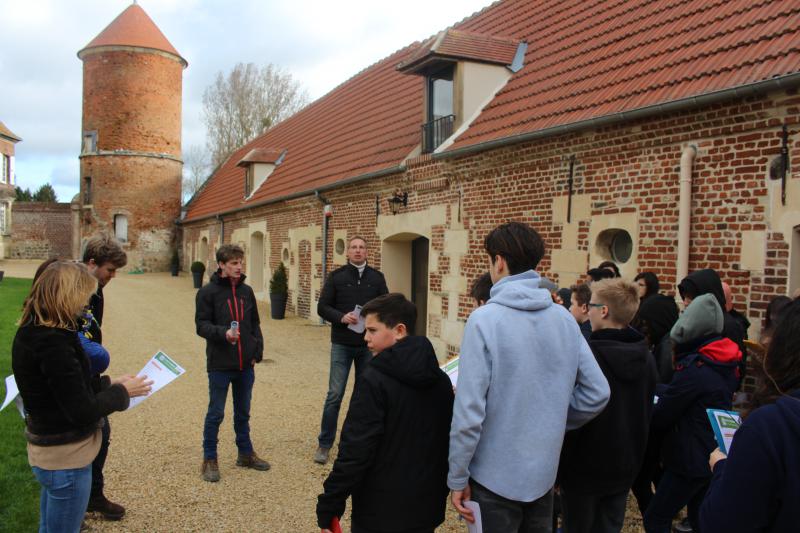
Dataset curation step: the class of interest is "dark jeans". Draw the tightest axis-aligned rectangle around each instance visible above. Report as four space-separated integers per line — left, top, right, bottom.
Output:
560 488 629 533
203 367 255 459
643 470 709 533
470 480 553 533
631 428 665 515
318 343 372 448
90 416 110 498
352 524 433 533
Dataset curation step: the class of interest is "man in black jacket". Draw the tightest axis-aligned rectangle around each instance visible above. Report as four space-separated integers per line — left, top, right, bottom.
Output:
316 294 454 533
81 233 129 521
314 237 388 464
196 244 267 482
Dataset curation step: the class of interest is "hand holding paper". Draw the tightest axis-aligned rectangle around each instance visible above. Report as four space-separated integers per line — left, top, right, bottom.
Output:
128 351 185 408
347 305 366 334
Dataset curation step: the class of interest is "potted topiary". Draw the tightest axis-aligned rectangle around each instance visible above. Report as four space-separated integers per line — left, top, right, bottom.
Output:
269 263 288 319
190 261 206 289
170 250 180 277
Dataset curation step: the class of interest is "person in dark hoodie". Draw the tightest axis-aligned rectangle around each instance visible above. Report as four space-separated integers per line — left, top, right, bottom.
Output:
316 293 454 533
559 278 657 533
196 244 267 482
678 269 746 385
699 299 800 532
643 294 742 533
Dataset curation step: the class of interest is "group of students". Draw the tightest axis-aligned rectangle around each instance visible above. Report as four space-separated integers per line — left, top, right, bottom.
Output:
8 223 800 533
315 221 800 533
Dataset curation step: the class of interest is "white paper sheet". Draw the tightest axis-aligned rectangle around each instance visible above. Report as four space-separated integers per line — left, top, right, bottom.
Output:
1 375 24 418
441 357 460 387
128 351 185 408
347 305 366 334
464 500 483 533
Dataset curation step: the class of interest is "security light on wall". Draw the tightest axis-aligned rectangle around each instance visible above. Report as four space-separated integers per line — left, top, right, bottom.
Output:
388 189 408 215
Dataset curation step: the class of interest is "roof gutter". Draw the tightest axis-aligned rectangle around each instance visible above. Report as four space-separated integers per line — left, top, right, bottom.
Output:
182 164 406 224
434 73 800 161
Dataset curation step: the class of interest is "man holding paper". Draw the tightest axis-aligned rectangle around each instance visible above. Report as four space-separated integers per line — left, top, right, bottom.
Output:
314 236 388 464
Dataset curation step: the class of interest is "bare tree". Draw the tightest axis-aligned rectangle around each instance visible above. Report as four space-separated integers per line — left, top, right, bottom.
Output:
182 144 210 203
202 63 309 169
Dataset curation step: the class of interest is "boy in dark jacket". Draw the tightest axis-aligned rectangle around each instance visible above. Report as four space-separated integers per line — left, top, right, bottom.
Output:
559 278 657 533
195 244 267 482
316 293 454 533
643 294 741 533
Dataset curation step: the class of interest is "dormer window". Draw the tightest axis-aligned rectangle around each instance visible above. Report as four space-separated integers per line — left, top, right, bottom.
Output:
237 148 286 200
423 65 455 153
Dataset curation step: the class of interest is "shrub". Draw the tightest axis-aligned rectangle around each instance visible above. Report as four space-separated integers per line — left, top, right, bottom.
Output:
270 263 288 294
190 261 206 274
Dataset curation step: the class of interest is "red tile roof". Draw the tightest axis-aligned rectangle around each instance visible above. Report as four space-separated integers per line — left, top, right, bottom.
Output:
398 29 520 73
78 4 185 64
236 148 286 167
185 0 800 222
0 120 21 143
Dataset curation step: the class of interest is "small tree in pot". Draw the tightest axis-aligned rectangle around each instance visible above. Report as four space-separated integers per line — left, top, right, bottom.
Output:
269 263 288 319
190 261 206 289
170 249 180 276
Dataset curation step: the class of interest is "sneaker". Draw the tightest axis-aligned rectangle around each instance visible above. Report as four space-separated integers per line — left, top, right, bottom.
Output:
236 452 270 471
313 446 330 464
202 458 220 482
86 494 125 521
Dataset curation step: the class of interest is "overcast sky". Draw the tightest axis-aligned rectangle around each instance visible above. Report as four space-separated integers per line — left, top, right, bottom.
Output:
1 0 491 201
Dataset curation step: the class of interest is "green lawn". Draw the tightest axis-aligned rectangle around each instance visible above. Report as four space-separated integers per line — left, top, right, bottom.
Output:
0 277 39 532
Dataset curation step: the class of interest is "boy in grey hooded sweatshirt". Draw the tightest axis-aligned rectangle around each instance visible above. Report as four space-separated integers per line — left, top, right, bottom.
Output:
449 222 610 532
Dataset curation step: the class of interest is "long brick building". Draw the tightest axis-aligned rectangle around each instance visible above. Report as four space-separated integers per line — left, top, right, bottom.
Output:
183 0 800 360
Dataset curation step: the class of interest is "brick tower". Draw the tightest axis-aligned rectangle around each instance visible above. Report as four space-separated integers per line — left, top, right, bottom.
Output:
77 3 186 271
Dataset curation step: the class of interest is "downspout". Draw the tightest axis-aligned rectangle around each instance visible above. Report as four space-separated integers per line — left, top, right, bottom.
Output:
676 145 697 300
315 191 331 325
216 214 224 245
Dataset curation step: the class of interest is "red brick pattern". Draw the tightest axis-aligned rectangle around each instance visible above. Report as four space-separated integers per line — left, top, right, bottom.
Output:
9 203 73 259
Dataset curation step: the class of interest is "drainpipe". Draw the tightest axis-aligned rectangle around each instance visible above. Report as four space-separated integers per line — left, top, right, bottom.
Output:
216 214 224 245
315 191 331 325
676 145 697 299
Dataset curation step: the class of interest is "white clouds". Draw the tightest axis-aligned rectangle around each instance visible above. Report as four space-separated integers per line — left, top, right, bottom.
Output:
1 0 490 199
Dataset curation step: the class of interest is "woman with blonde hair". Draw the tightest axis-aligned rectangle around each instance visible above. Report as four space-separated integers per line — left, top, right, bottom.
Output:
12 261 151 533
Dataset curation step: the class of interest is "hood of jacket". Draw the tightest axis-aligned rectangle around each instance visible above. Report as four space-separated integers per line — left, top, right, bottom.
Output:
590 327 650 382
371 336 444 389
671 293 724 344
210 270 247 287
488 270 553 312
678 269 726 309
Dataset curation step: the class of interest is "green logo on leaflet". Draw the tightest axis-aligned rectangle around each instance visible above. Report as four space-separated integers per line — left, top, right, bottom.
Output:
155 352 180 375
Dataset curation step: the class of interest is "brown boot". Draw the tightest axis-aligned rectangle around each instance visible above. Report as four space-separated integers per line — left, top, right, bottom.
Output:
236 452 270 471
86 493 125 521
201 458 220 482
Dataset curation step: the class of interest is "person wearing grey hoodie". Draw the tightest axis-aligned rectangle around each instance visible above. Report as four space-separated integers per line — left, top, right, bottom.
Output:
449 222 610 533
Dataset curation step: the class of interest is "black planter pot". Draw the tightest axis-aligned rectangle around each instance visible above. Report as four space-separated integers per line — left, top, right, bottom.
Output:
192 271 204 288
270 293 288 319
0 271 4 282
170 264 179 277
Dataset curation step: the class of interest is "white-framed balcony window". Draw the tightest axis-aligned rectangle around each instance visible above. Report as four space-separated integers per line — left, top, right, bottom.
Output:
114 214 128 243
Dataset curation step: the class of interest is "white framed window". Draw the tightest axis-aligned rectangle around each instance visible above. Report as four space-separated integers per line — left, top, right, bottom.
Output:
0 154 8 184
114 214 128 242
0 202 8 234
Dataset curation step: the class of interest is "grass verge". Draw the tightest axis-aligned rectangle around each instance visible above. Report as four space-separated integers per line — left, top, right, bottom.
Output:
0 277 38 532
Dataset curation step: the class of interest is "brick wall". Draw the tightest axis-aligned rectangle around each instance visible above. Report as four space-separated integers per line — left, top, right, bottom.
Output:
10 202 74 259
183 88 800 357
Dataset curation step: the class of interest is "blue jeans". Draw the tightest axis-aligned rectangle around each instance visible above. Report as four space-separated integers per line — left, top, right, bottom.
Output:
32 464 92 533
643 470 709 533
470 480 553 533
203 367 255 459
318 343 372 448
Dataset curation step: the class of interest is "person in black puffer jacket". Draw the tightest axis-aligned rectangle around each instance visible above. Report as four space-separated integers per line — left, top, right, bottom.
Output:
12 261 151 533
195 244 267 482
317 294 454 533
643 294 741 533
313 236 388 464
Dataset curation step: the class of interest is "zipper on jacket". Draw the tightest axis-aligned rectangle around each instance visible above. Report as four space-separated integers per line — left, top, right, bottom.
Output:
228 282 244 371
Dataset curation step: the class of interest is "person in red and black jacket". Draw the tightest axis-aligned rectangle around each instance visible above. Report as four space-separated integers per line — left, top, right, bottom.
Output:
195 244 267 482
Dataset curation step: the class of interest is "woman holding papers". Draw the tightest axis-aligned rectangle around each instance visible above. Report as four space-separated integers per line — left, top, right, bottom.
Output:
11 261 151 533
700 300 800 532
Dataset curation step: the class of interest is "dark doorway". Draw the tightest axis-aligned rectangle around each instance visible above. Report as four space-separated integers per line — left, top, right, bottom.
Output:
411 236 429 336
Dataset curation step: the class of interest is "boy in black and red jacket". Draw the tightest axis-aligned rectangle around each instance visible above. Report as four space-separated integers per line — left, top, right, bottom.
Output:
195 244 267 482
316 293 454 533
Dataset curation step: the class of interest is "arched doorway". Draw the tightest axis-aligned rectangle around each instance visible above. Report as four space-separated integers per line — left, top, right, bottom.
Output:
249 231 264 294
382 233 429 335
